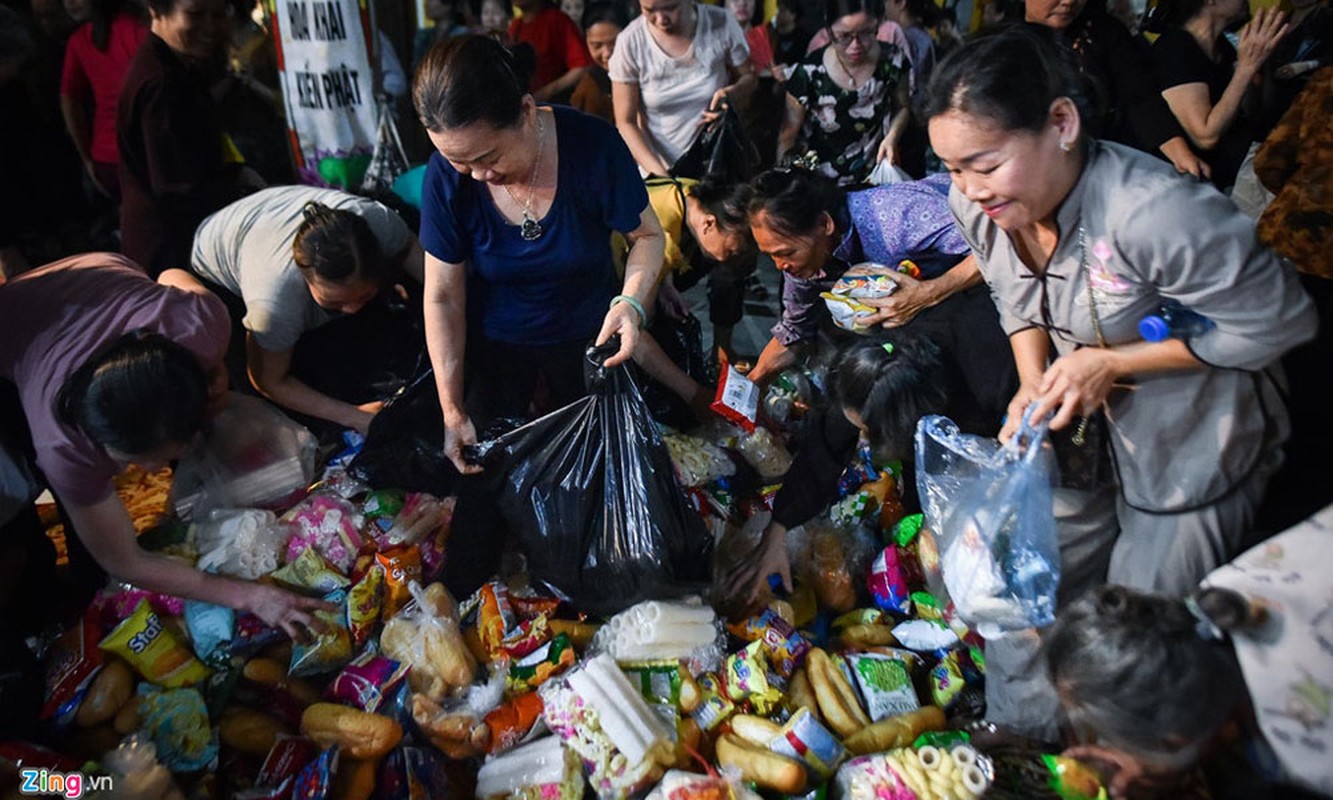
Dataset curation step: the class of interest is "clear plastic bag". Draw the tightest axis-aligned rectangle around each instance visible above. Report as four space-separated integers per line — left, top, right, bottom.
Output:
170 394 316 521
917 409 1060 637
471 342 713 617
192 509 290 580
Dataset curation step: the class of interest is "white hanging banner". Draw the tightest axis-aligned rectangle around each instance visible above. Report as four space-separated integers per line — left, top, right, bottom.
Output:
270 0 379 186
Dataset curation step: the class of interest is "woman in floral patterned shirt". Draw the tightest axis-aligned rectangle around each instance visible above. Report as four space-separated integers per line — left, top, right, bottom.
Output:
776 0 910 186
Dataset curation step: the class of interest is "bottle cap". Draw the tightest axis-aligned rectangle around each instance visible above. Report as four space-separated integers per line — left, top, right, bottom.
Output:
1138 315 1170 343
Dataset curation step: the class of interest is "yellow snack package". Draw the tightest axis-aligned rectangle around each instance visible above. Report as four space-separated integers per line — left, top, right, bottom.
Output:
100 599 212 688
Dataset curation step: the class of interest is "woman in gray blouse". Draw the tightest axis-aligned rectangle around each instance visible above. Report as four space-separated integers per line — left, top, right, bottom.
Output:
923 26 1316 735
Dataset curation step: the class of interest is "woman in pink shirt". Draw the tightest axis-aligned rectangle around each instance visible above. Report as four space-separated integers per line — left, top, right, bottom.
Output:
59 0 147 201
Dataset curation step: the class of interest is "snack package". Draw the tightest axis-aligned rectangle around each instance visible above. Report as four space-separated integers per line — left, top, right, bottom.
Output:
346 564 384 647
193 508 290 580
291 745 336 800
930 648 984 710
361 490 405 532
736 427 793 481
379 581 476 701
41 608 104 720
500 616 552 661
540 654 675 799
646 770 763 800
270 548 350 595
891 619 960 653
868 546 914 617
1043 754 1109 800
663 432 735 487
469 582 517 661
845 653 920 721
475 735 585 800
508 633 576 693
325 651 407 713
101 599 212 688
376 745 453 800
289 590 353 677
711 361 760 432
769 707 846 782
811 527 857 613
282 494 363 573
724 641 783 716
833 753 917 800
620 660 683 710
184 599 234 661
591 599 720 668
689 672 735 732
376 546 421 620
726 608 811 679
138 684 219 771
485 691 546 755
819 263 902 333
256 735 321 788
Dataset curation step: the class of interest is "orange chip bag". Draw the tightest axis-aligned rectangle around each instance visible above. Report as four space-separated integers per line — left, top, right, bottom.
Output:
376 546 422 619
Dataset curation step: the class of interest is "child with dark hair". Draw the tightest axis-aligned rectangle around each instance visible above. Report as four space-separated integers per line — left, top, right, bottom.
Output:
190 186 424 435
569 1 627 121
0 254 331 642
1044 505 1333 798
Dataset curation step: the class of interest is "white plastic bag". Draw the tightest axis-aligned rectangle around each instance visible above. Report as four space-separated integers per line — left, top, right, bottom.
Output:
867 159 911 186
171 394 316 520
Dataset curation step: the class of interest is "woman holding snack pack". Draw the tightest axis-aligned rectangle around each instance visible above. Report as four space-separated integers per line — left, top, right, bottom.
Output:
742 166 983 385
923 27 1315 736
0 254 333 639
412 36 665 474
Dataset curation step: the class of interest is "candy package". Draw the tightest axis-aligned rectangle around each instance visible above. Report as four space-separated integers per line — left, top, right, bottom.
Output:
41 608 103 720
270 548 349 595
347 564 384 646
726 608 811 678
819 263 906 333
724 641 782 715
282 494 364 574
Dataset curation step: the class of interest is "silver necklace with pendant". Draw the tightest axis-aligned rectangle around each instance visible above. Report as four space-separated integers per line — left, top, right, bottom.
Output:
503 112 547 241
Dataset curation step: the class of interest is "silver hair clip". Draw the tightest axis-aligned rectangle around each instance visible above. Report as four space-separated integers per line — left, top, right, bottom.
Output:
1184 595 1224 641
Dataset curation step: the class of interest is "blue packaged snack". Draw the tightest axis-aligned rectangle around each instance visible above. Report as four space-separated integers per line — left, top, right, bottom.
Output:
185 599 235 661
289 590 353 677
292 746 337 800
139 685 219 772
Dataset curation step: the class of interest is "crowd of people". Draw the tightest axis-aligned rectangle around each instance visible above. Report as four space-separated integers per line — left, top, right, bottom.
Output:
2 0 1333 794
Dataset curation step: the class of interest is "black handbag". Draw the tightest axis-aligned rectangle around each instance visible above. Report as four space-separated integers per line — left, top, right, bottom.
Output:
669 101 759 185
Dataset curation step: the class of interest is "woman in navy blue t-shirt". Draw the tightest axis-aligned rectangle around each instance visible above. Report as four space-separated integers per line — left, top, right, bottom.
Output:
413 36 666 474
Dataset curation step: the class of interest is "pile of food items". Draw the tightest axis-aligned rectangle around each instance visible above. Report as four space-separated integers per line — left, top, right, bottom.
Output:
8 395 1110 800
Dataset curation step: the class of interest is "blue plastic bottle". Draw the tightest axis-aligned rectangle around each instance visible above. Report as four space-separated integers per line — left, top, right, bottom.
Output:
1138 301 1215 342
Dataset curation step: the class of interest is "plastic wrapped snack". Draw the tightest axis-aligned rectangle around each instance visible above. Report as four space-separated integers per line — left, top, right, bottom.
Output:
379 581 476 701
137 685 218 772
645 769 762 800
475 735 585 800
592 600 720 668
289 590 354 677
193 509 290 580
663 431 735 487
540 654 675 799
736 427 793 481
282 494 364 574
846 652 920 721
820 263 904 333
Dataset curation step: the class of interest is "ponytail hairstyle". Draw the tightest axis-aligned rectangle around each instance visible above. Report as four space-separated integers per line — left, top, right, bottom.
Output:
831 332 948 462
56 330 210 456
689 173 753 236
1042 584 1251 763
292 201 387 286
746 167 845 239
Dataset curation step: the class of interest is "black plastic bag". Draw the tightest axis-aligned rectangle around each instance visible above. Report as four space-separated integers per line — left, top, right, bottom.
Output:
639 313 708 428
349 371 459 497
469 343 713 616
669 102 759 185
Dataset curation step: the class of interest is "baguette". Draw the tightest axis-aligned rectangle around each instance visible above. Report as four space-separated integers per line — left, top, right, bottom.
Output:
730 713 782 747
300 703 403 760
715 732 806 794
807 649 870 737
844 705 947 755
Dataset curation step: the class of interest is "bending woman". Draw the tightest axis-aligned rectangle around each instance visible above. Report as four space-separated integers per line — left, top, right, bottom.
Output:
413 36 665 473
0 254 329 638
743 167 982 385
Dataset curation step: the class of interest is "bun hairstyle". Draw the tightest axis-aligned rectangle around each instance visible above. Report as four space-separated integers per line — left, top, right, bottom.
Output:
1043 584 1251 761
57 330 210 457
920 24 1092 135
688 174 754 236
746 168 844 239
413 34 530 132
831 333 948 462
292 201 387 285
